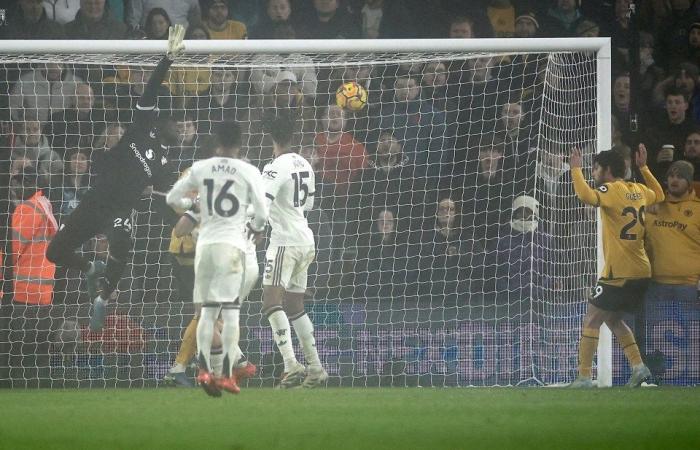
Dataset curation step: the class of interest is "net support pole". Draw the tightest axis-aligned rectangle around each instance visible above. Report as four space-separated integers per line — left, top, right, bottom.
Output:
595 39 613 388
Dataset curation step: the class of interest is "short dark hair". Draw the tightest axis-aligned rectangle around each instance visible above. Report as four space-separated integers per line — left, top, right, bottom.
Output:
593 150 626 178
212 121 242 150
263 109 296 147
665 85 687 99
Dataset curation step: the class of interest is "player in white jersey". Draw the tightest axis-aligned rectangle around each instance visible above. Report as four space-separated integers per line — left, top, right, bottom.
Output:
166 122 268 397
259 111 328 388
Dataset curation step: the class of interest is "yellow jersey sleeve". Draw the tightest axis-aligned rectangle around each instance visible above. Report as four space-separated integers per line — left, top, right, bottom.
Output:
639 165 665 205
571 167 600 206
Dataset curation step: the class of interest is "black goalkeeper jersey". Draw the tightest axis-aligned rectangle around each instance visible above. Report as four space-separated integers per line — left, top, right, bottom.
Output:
91 57 173 210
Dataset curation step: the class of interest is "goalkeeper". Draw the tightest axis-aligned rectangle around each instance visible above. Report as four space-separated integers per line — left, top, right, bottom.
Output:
46 25 186 332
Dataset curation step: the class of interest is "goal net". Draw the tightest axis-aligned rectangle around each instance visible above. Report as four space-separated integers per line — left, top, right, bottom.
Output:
0 39 621 388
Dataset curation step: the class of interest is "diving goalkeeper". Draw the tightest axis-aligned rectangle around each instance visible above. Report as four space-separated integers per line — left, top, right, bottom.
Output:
46 25 186 331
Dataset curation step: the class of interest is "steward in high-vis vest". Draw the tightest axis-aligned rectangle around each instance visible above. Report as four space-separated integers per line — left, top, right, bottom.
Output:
11 165 58 305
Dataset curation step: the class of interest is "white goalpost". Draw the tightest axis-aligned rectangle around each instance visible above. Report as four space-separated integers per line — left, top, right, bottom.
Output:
0 38 612 388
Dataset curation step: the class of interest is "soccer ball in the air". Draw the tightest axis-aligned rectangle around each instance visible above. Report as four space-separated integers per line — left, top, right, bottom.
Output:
335 81 368 111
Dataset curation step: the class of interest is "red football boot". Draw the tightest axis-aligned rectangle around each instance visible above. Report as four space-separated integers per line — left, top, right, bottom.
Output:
233 362 257 381
196 369 222 397
215 376 241 394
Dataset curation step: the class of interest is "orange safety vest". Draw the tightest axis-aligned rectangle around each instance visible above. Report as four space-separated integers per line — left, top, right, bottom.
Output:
11 191 58 305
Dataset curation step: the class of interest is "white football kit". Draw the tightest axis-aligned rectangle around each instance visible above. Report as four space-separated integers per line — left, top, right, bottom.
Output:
167 157 268 304
262 152 316 293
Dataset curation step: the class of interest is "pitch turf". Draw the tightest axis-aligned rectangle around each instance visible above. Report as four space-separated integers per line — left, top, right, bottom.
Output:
2 387 699 450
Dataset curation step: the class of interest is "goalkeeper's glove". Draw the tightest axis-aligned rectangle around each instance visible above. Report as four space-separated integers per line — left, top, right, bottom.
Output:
166 24 186 60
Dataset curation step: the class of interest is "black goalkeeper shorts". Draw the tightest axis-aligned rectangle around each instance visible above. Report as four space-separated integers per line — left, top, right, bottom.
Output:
588 279 650 313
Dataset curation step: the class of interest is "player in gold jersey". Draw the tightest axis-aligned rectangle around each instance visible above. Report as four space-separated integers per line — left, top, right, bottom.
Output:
569 144 665 388
645 161 700 303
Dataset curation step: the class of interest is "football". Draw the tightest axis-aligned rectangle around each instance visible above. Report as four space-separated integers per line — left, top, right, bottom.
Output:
335 80 368 111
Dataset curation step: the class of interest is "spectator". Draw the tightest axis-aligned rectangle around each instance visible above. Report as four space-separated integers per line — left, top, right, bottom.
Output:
12 120 64 195
127 0 200 29
201 0 247 40
249 0 292 38
248 24 318 99
348 132 431 238
46 82 106 156
576 19 599 37
410 197 482 304
644 86 696 177
172 111 201 171
543 0 585 37
608 0 631 53
448 16 476 39
144 7 171 39
353 208 410 300
10 163 59 306
612 72 632 141
184 23 210 40
645 161 700 308
0 0 64 39
298 0 360 39
42 0 81 24
360 0 384 39
493 195 550 304
514 12 540 38
314 104 368 203
60 149 90 218
65 0 127 40
486 0 515 38
683 129 700 182
194 68 245 135
9 63 82 123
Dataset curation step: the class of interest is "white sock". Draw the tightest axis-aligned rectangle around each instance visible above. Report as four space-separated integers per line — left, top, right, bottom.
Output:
210 347 223 377
292 313 321 370
267 309 297 372
170 362 186 373
196 305 218 372
220 307 241 377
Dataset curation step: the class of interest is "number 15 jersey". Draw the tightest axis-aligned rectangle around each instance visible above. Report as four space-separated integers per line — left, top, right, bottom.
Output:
262 153 315 247
572 166 664 282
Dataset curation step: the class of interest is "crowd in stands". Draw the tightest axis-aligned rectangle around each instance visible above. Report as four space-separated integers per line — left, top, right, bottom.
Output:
1 0 700 309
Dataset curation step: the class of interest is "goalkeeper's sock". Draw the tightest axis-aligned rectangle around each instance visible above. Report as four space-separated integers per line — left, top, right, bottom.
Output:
210 346 223 377
196 304 219 372
266 307 297 372
174 317 198 368
291 312 321 370
577 327 599 378
220 307 241 378
618 329 643 368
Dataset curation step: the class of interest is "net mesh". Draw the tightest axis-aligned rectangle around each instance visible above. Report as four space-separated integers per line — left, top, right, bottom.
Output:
0 48 669 389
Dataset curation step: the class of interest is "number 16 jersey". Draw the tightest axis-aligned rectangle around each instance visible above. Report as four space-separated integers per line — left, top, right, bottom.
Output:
262 153 316 247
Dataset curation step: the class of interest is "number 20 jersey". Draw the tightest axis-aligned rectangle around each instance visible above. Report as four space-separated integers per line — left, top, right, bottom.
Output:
595 179 657 281
262 153 315 247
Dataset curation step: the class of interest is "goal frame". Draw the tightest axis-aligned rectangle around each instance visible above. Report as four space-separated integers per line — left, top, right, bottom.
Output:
1 37 613 387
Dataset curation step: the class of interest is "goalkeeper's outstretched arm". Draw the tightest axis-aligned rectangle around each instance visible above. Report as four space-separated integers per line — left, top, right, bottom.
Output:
136 24 185 112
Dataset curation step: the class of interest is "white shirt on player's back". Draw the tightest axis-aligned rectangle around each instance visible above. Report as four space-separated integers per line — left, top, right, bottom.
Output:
167 157 268 251
262 152 315 247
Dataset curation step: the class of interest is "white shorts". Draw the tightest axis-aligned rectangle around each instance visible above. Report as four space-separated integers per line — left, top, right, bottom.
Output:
193 243 245 304
263 245 315 293
240 250 259 301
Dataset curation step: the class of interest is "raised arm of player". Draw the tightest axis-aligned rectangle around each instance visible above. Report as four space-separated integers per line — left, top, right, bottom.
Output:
570 147 600 206
166 167 197 212
636 143 666 204
135 25 185 118
246 166 269 232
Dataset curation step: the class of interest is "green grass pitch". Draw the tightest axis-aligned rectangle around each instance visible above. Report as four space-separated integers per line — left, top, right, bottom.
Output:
2 388 700 450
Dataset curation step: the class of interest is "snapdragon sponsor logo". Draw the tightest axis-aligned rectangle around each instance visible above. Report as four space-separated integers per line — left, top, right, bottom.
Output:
130 143 152 178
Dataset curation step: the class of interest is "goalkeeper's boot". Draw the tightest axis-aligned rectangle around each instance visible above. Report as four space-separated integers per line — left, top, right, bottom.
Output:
163 371 194 388
215 376 241 394
196 369 222 398
626 364 652 388
89 295 108 332
303 366 329 389
86 260 106 300
567 376 594 388
278 362 306 389
233 362 257 382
